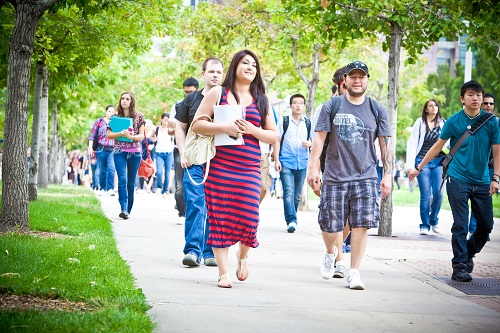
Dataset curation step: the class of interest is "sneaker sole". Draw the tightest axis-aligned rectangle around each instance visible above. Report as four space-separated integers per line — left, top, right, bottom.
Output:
204 260 218 267
349 283 365 290
182 257 200 267
451 275 472 282
333 272 345 278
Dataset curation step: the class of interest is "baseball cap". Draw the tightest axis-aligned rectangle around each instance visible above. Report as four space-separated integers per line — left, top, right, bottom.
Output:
344 61 370 77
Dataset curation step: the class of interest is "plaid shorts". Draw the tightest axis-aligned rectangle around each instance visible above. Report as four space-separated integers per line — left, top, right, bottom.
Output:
318 179 379 233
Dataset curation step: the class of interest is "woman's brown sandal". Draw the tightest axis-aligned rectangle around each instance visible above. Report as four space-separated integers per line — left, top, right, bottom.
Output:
236 251 249 281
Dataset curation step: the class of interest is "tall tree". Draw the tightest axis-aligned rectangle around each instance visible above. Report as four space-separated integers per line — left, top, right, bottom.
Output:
0 0 58 232
282 0 473 236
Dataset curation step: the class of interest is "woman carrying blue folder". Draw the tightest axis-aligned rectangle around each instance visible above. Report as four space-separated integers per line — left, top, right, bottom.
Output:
107 91 145 219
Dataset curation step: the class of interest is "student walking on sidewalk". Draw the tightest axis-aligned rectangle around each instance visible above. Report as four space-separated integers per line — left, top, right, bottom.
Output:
106 92 145 220
409 80 500 282
308 61 393 290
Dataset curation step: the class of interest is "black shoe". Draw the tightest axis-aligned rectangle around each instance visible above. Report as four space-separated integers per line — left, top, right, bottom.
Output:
452 263 472 282
119 211 129 220
465 257 474 273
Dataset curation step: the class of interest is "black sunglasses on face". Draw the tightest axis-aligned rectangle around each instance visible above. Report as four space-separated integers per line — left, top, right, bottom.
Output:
483 102 495 105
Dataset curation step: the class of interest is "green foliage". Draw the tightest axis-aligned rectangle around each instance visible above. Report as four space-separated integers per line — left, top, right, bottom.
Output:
0 3 14 89
472 47 500 97
426 64 464 119
0 185 154 332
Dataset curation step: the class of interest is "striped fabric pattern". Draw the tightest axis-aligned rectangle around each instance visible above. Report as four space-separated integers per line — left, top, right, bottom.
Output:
206 88 262 248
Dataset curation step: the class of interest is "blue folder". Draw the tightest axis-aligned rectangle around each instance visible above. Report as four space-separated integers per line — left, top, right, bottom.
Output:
109 116 133 142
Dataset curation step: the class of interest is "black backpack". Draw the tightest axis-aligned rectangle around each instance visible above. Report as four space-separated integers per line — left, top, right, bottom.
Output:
319 96 380 172
281 115 311 148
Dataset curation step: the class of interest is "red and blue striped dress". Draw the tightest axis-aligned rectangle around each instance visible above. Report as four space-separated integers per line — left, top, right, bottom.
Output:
205 88 261 248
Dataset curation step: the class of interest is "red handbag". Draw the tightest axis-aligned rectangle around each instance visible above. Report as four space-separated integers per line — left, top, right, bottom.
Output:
138 134 155 179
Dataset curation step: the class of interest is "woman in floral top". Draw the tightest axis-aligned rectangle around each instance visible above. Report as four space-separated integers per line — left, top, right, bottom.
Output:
107 91 145 219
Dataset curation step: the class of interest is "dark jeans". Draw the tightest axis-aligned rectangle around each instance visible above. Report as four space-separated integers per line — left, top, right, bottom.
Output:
469 167 494 234
446 177 494 264
173 148 186 217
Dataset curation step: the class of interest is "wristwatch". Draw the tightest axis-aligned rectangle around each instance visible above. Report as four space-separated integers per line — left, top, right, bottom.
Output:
415 166 421 172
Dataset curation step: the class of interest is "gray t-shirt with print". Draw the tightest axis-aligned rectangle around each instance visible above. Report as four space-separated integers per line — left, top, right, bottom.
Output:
315 94 391 184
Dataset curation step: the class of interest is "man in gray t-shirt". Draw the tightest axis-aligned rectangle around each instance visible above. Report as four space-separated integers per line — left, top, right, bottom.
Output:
307 61 393 290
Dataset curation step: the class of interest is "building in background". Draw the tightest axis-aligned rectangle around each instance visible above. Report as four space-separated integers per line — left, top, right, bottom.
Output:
422 36 475 77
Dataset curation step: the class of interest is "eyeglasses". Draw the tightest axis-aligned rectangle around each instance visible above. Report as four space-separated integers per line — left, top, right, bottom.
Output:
483 102 495 105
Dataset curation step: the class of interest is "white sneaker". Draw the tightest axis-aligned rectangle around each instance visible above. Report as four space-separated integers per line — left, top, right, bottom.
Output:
97 189 105 196
107 189 116 196
162 193 168 198
333 260 346 278
420 228 428 235
432 225 440 234
347 269 365 290
177 216 185 225
320 247 338 280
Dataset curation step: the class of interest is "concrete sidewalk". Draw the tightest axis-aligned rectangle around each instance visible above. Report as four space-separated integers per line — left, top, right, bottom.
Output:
98 192 500 333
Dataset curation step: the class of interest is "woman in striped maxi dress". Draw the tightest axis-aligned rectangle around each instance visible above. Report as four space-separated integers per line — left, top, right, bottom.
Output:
192 50 278 288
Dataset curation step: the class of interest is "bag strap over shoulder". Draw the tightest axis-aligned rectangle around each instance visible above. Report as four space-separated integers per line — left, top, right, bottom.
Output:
446 113 494 163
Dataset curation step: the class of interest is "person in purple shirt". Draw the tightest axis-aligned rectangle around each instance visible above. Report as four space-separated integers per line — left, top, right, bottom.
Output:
88 105 116 196
106 92 145 220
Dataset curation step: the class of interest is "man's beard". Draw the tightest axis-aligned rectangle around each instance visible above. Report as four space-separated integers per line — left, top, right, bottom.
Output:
346 86 366 97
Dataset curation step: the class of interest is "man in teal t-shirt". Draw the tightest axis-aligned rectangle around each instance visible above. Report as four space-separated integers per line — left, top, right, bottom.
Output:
409 80 500 282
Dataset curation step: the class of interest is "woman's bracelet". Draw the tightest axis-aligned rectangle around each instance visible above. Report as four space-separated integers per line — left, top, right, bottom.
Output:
415 166 421 172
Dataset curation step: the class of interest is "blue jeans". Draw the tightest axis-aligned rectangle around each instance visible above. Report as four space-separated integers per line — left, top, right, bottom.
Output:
90 163 98 189
415 156 445 231
280 166 307 225
446 177 494 264
156 152 173 194
113 151 141 214
182 164 213 261
96 147 115 191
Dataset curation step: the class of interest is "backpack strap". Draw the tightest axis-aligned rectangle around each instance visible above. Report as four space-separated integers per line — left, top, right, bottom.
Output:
280 115 289 148
440 112 494 191
368 97 380 128
305 117 311 141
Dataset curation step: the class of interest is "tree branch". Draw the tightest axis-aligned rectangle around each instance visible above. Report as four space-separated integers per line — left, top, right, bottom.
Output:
291 38 310 87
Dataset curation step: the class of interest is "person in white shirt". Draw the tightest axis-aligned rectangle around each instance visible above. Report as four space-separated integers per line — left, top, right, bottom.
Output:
155 112 175 197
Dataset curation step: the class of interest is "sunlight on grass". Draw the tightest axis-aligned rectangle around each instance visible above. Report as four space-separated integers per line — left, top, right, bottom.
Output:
0 185 155 332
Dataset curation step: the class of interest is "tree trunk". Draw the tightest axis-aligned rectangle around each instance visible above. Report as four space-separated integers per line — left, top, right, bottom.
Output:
49 97 63 184
28 61 43 201
0 0 58 233
378 21 402 237
291 42 321 212
37 63 49 188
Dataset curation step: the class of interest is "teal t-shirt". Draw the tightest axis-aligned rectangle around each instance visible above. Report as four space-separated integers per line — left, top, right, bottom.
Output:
440 110 500 184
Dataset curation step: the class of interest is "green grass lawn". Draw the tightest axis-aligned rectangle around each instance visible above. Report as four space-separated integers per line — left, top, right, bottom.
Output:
0 185 155 332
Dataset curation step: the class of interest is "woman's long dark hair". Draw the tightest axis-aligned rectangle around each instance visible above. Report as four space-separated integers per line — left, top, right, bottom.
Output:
116 91 136 120
221 50 268 127
421 99 443 131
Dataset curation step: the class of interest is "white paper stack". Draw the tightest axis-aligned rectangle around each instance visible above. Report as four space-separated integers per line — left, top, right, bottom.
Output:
213 105 245 146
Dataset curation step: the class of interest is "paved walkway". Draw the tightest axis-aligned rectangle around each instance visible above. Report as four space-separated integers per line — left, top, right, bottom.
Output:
98 192 500 333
